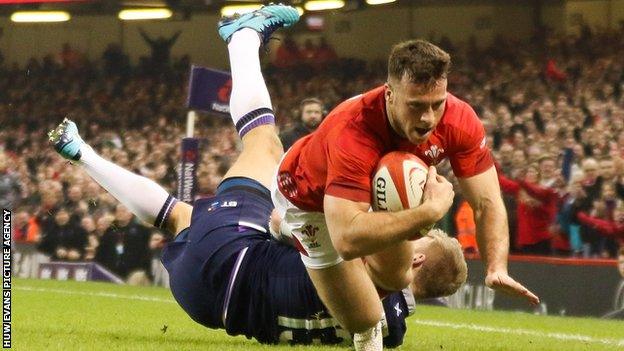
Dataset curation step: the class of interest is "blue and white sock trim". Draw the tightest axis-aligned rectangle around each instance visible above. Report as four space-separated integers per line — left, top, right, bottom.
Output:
154 195 178 230
235 107 275 138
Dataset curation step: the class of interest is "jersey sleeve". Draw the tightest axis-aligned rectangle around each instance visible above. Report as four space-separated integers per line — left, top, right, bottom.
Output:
325 125 381 204
449 105 494 178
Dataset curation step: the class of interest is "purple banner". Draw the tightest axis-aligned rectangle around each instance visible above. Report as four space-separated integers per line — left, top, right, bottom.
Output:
178 137 199 204
187 65 231 114
38 262 124 284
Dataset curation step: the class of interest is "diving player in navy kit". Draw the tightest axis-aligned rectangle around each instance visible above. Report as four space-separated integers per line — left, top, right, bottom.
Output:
48 4 467 347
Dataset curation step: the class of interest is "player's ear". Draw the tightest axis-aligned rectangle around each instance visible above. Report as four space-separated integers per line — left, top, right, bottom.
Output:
412 253 426 268
384 82 393 104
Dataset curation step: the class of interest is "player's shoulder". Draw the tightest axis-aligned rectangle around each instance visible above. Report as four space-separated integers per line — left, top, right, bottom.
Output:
330 85 385 117
439 93 486 145
442 93 480 129
325 86 388 146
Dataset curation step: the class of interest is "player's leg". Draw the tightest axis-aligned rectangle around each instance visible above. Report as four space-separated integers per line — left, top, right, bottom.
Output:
48 119 192 234
306 261 384 333
218 5 299 190
272 194 384 349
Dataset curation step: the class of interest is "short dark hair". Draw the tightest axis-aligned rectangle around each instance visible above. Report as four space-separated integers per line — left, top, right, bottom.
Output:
300 97 323 110
387 39 451 86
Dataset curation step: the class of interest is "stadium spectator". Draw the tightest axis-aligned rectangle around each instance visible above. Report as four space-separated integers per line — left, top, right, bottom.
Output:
58 43 84 69
300 38 319 65
12 207 42 278
273 36 301 68
557 176 587 255
40 207 88 261
315 37 338 65
35 183 64 257
95 204 151 280
454 199 477 253
148 231 170 288
65 184 88 222
576 200 624 245
12 207 40 244
279 97 324 150
80 216 97 260
498 164 559 255
139 28 181 69
102 43 129 76
0 150 22 210
83 181 102 214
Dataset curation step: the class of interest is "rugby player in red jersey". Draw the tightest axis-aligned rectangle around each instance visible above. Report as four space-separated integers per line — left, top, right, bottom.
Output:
48 7 469 348
272 40 540 346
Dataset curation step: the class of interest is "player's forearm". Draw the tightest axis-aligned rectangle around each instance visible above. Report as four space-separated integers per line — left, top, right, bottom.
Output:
474 197 509 274
336 203 439 260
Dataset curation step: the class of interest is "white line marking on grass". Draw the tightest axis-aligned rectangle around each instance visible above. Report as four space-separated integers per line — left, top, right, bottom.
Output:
15 286 176 304
414 319 624 348
16 286 624 348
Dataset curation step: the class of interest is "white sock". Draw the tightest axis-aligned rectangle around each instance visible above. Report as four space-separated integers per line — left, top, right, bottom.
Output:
227 28 274 138
353 320 383 351
78 144 175 228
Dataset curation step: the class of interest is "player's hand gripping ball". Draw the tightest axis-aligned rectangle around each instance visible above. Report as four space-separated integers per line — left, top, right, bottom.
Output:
372 151 431 238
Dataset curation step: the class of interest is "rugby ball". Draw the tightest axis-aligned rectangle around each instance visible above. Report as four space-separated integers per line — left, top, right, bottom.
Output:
372 151 429 212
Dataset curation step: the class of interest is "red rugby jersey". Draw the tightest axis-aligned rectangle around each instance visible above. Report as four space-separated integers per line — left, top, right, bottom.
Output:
277 86 493 212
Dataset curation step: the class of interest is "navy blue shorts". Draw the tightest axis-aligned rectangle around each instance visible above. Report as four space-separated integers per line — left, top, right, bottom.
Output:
161 177 341 344
161 177 274 329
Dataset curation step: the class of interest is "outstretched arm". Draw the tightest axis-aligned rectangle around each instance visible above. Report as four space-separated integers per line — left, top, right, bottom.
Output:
139 28 155 46
459 166 539 305
497 172 520 195
167 30 182 46
518 180 557 202
576 212 620 238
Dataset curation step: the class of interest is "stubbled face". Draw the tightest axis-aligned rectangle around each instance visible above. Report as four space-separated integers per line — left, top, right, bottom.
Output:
385 75 447 145
301 103 323 129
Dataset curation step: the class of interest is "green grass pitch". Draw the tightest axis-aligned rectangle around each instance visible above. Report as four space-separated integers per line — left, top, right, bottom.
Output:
13 278 624 350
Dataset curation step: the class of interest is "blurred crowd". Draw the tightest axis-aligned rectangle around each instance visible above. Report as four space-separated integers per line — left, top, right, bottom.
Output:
2 23 624 285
